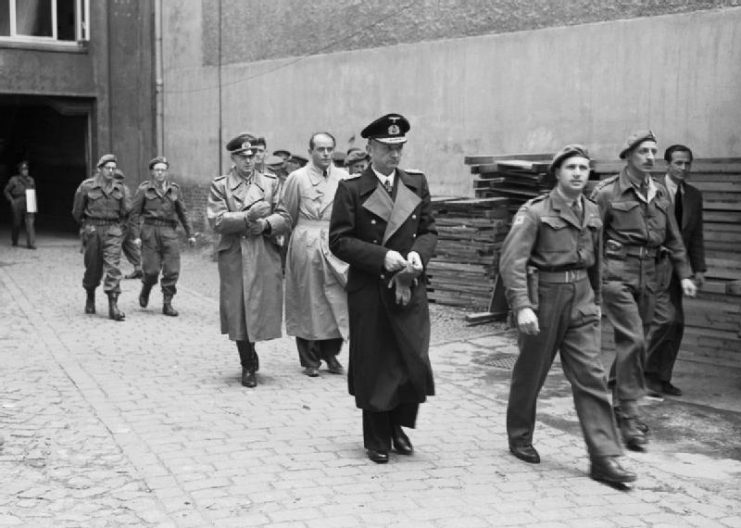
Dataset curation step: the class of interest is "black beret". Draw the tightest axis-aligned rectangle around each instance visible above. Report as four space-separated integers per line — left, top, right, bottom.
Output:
97 154 117 168
226 133 258 154
361 113 410 144
148 156 169 169
619 129 657 159
550 144 590 173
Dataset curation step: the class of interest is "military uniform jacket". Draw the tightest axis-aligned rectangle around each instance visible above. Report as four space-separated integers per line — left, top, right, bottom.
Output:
590 168 691 280
207 169 291 342
4 174 35 203
130 180 193 239
71 175 130 224
499 189 603 313
329 167 438 411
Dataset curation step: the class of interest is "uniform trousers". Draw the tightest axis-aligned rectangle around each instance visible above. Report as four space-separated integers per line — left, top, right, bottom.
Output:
296 337 342 368
645 262 684 383
602 256 657 416
362 402 418 452
140 224 181 296
10 199 35 247
507 275 622 458
82 224 124 293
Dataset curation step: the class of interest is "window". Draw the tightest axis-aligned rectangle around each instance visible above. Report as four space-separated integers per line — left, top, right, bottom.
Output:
0 0 88 43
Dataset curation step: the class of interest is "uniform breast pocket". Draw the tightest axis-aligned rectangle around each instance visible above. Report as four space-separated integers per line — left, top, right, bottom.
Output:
539 216 572 253
610 201 642 232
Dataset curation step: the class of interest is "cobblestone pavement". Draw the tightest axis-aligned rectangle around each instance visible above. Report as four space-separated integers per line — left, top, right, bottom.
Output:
1 235 740 527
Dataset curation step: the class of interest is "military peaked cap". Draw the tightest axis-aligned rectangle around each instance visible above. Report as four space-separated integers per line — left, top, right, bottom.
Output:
361 113 410 144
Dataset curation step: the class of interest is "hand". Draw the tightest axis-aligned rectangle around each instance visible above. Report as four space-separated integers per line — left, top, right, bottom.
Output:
407 251 423 272
246 201 272 222
187 236 196 248
248 218 267 236
681 278 697 297
134 238 142 248
384 250 407 272
693 272 706 289
516 307 540 335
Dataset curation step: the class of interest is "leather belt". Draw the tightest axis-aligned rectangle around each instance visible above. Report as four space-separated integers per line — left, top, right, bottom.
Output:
624 245 658 259
85 217 120 226
538 269 588 283
144 218 177 227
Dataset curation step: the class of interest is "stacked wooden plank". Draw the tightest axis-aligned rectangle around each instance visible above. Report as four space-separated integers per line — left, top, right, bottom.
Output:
427 197 509 310
465 154 553 213
595 158 741 368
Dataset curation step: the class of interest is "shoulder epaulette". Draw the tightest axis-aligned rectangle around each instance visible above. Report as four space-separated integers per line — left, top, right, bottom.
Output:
262 172 277 180
405 168 425 177
213 175 227 182
591 175 619 192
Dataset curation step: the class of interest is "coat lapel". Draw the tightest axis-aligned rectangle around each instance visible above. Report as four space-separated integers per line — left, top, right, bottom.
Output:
383 170 422 244
362 185 394 223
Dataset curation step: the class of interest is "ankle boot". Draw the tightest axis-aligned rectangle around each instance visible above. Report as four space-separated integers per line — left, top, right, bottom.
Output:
107 293 125 321
241 366 257 388
139 282 153 308
162 294 179 316
251 343 260 372
85 289 96 314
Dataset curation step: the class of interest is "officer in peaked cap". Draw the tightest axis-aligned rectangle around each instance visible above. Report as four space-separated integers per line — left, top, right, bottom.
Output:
329 113 437 464
501 144 637 486
130 156 196 317
273 149 291 161
207 132 291 388
3 159 36 249
590 130 696 452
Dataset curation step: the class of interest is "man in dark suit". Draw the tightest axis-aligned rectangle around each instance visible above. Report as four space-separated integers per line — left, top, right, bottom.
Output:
329 113 438 464
645 145 706 396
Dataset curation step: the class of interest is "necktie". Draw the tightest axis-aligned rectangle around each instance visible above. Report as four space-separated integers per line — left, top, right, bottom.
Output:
571 198 583 224
674 184 683 227
383 178 393 195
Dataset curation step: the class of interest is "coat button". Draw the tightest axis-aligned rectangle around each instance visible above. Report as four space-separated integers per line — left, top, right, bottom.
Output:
412 233 417 238
380 273 385 279
373 239 378 244
412 214 417 219
371 219 376 225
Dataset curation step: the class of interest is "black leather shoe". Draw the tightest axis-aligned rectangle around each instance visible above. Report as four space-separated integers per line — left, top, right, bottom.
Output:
392 428 414 455
241 368 257 388
125 269 143 280
619 417 648 452
367 449 389 464
662 381 682 396
27 244 37 250
326 356 343 374
645 377 663 397
509 444 540 464
590 456 637 485
84 289 96 314
303 366 319 377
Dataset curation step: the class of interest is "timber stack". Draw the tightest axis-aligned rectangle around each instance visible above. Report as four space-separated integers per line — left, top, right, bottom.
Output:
427 196 509 310
595 158 741 368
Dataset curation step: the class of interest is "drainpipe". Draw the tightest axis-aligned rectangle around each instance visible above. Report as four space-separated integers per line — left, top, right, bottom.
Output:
154 0 164 155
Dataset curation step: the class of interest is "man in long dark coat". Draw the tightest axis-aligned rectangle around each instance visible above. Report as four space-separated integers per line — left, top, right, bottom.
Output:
329 113 437 464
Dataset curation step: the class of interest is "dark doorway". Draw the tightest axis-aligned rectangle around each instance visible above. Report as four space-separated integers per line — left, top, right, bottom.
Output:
0 95 91 233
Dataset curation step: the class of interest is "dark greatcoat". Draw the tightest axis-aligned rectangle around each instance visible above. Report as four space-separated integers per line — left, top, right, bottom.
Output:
329 167 438 412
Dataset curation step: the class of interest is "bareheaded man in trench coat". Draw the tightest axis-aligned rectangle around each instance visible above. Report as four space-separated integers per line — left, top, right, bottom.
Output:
329 113 438 464
207 133 291 388
281 132 350 378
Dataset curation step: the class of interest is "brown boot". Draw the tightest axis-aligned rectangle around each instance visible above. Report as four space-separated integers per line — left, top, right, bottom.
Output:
85 289 96 314
162 294 179 317
107 293 125 321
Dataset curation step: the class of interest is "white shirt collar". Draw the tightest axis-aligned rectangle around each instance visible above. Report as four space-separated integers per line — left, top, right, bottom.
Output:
372 165 395 186
664 174 681 202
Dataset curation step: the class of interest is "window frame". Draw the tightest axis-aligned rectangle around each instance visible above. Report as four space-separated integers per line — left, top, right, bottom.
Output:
0 0 89 46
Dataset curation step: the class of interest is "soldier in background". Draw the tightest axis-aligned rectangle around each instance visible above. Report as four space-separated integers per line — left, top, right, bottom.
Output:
345 149 369 175
206 133 291 388
500 144 636 487
3 160 36 249
590 130 696 451
131 156 196 317
113 168 143 279
71 154 130 321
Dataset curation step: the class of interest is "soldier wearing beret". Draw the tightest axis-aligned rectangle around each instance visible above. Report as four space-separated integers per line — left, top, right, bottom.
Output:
207 133 291 388
329 113 437 464
345 149 369 175
590 130 696 451
71 154 131 321
130 157 196 316
3 160 36 249
281 132 350 378
113 168 144 280
500 145 636 486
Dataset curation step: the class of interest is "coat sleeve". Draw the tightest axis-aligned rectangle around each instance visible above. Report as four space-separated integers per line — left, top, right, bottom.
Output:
130 186 145 239
265 178 291 236
71 182 87 224
687 187 707 274
663 210 692 280
278 172 301 229
174 192 193 238
206 179 249 235
329 180 388 275
120 184 132 221
588 219 603 306
410 175 438 267
498 203 539 313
